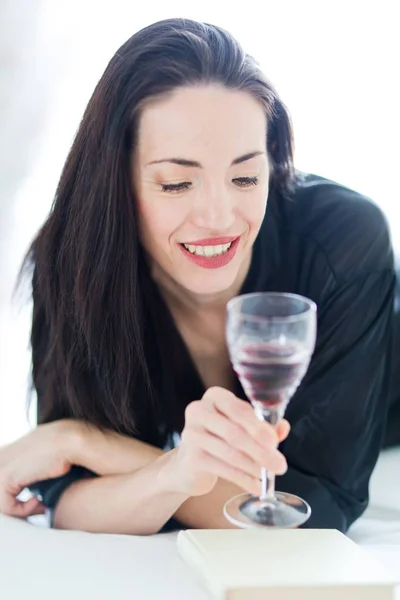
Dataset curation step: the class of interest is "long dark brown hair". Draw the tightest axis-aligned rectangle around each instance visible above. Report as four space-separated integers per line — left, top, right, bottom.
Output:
21 18 296 446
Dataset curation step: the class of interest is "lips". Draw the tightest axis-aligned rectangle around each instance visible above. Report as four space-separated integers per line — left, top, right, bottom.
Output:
178 236 240 269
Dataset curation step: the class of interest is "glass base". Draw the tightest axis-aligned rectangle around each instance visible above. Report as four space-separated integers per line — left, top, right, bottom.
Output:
223 491 311 529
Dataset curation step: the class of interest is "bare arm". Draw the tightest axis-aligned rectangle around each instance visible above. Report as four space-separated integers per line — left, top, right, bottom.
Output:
53 453 240 533
2 390 287 533
73 422 164 475
53 450 190 535
53 410 288 533
55 423 240 532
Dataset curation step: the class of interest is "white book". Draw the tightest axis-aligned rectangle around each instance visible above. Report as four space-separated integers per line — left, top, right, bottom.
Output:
177 528 397 600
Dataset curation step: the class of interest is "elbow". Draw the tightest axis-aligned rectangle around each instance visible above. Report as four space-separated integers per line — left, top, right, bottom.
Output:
300 492 365 533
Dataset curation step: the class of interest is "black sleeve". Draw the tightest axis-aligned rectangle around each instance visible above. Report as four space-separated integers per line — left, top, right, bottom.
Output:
277 268 395 532
29 467 97 509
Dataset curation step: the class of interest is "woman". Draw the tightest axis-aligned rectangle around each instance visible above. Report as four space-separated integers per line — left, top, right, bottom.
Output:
0 18 395 535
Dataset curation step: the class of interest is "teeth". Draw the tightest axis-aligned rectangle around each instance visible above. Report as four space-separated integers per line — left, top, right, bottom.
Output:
183 242 233 257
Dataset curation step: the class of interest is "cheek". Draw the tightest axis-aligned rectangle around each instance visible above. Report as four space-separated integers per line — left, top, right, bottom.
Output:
239 190 268 229
137 198 186 246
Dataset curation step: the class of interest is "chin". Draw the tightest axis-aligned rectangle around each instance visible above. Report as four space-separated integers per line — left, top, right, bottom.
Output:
178 268 241 297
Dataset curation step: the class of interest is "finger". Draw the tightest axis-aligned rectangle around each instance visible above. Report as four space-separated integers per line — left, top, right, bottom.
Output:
277 419 290 442
187 430 261 480
6 497 46 519
198 450 261 496
195 406 286 474
204 388 279 448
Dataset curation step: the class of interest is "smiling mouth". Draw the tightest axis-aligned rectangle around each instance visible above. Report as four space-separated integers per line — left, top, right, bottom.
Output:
178 236 241 269
180 241 233 258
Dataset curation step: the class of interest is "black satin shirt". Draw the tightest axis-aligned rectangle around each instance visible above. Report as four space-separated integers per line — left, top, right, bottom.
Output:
30 172 396 533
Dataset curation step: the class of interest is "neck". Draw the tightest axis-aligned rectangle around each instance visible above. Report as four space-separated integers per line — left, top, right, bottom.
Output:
152 252 252 317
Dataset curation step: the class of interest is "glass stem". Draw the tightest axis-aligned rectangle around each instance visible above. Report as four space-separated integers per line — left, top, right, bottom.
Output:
260 467 275 500
254 403 279 502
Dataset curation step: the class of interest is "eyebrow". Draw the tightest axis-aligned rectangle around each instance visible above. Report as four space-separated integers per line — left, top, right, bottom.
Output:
146 151 265 168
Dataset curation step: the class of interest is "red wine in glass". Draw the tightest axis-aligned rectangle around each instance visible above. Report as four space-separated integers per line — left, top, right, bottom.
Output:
233 341 310 414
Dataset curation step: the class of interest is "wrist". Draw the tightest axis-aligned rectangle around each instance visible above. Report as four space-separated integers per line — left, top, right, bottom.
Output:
58 420 167 476
57 419 89 467
156 449 190 498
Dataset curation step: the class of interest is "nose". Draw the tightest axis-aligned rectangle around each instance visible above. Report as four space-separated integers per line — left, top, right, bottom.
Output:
191 184 235 231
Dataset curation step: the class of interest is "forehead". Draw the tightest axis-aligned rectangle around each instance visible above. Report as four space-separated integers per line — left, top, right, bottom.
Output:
136 85 267 162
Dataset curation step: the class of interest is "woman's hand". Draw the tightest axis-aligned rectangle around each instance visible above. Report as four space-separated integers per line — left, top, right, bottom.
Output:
0 419 166 519
163 387 290 497
0 421 79 518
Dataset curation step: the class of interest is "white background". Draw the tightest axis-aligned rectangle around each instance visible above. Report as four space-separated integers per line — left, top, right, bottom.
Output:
1 0 399 445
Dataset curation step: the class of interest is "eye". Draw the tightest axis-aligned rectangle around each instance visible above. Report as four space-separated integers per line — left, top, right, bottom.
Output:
161 182 192 193
233 176 259 188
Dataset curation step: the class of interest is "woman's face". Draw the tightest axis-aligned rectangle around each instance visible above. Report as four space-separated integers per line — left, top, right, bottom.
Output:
134 84 270 297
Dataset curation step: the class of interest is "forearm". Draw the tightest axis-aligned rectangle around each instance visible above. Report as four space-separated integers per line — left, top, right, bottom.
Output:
53 429 238 532
53 451 189 535
74 422 163 475
57 425 345 532
71 425 242 530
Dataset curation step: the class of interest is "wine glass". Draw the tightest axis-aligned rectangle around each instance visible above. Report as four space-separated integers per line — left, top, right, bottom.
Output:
223 292 317 529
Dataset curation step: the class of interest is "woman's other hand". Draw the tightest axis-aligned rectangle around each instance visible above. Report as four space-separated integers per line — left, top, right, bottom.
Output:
0 421 79 518
163 387 290 497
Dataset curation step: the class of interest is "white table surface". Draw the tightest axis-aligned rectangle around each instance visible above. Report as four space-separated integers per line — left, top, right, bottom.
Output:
1 448 399 600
